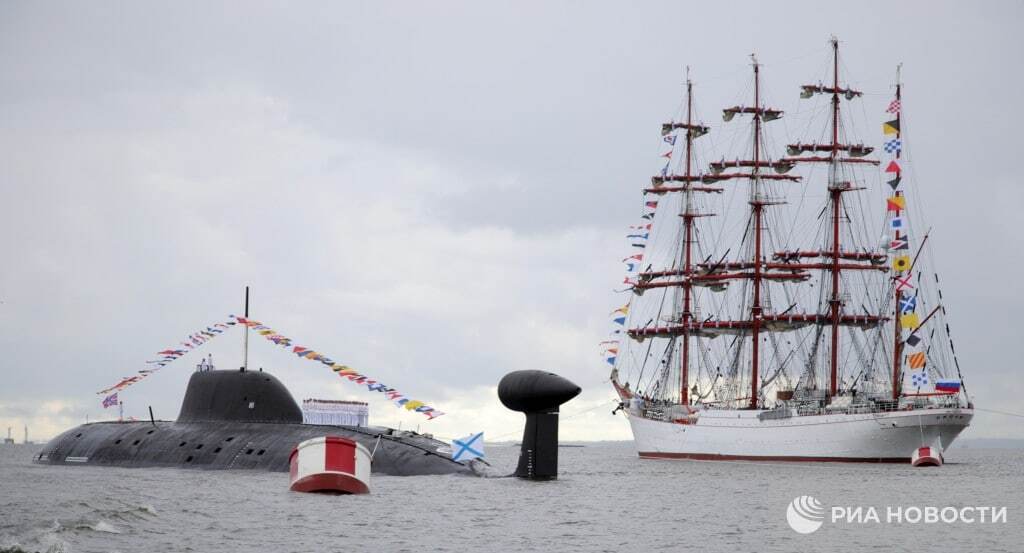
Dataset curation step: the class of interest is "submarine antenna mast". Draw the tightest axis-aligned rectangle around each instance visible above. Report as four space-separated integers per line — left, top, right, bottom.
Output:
242 286 250 372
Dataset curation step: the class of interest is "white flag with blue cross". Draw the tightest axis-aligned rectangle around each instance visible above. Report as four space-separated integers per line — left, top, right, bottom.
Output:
451 432 484 462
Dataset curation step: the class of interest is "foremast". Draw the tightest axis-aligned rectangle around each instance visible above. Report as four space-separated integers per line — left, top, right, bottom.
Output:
679 71 698 407
644 70 718 406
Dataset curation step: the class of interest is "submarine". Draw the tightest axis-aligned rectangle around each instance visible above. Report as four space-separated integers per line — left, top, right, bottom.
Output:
35 368 477 476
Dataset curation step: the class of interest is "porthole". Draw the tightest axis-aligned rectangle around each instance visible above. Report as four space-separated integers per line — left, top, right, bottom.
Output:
246 449 254 455
75 433 82 438
114 439 122 445
225 437 235 442
195 444 203 450
179 441 187 447
132 440 141 446
185 456 193 463
213 447 222 453
146 430 155 435
256 449 265 456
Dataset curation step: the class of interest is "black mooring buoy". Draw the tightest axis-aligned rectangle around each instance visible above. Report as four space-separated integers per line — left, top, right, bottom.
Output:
498 370 581 480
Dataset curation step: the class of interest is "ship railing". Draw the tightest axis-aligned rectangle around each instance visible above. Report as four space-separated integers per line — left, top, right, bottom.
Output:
757 406 795 421
637 395 961 421
791 395 962 417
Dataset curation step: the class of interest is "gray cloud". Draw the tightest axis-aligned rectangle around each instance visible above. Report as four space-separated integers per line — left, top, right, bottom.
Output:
0 1 1020 440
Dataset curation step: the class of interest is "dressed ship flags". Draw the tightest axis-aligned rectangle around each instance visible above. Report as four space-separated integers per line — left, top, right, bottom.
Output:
96 314 444 419
235 316 444 420
910 370 930 388
97 316 240 398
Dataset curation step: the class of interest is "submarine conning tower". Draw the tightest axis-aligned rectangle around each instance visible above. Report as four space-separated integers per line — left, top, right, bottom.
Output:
498 370 580 480
177 369 303 423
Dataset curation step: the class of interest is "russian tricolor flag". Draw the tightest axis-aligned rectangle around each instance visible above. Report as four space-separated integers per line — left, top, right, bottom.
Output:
935 379 961 393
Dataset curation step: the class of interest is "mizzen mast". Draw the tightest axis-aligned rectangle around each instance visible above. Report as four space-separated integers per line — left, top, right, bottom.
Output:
890 64 905 400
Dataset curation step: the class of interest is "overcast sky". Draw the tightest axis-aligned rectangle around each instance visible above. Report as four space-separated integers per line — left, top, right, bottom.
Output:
1 1 1021 442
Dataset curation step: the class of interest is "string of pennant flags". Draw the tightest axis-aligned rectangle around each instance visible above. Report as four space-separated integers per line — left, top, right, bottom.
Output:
234 316 444 420
600 126 675 364
883 96 922 387
659 132 676 176
97 315 444 419
97 317 239 396
883 96 958 395
600 169 663 365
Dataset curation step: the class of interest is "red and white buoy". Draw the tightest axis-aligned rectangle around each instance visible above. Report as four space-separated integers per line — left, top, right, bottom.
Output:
289 436 371 494
911 445 943 467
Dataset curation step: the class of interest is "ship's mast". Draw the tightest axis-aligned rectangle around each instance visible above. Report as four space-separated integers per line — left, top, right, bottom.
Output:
778 37 887 400
891 64 904 400
680 69 695 406
242 286 250 372
828 38 842 397
750 55 765 410
629 72 720 406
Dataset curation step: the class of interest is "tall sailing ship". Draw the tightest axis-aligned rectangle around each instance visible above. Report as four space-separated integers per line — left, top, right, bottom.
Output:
607 39 972 463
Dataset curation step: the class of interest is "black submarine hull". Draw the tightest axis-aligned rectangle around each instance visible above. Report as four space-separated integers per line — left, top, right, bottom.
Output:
35 369 472 476
34 420 466 475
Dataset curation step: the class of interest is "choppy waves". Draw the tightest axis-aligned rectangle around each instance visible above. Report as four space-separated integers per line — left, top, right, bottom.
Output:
2 442 1023 552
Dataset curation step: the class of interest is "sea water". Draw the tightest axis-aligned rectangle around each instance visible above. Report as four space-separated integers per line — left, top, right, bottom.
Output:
1 442 1022 552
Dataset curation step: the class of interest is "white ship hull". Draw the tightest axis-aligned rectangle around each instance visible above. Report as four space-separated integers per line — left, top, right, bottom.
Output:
626 407 972 462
